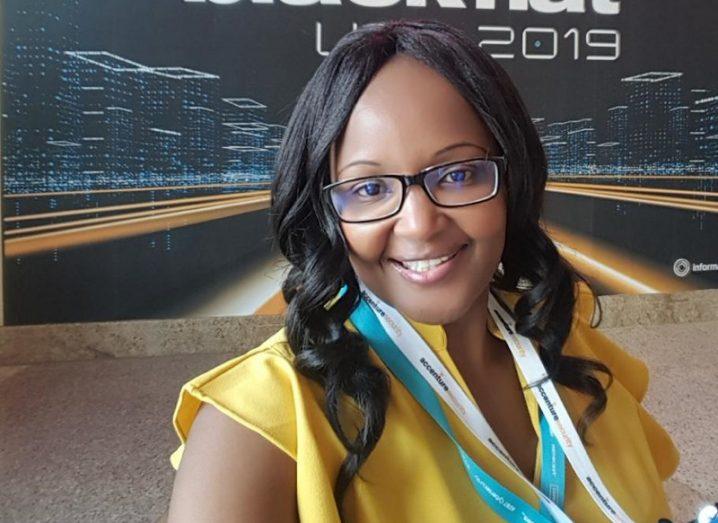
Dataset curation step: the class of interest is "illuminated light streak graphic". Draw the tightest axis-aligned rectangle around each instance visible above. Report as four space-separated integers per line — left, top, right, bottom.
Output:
549 181 718 200
4 193 269 240
4 190 270 224
545 222 699 294
547 184 718 213
254 289 289 315
4 195 270 257
549 175 715 180
189 254 289 317
554 240 658 294
4 181 712 291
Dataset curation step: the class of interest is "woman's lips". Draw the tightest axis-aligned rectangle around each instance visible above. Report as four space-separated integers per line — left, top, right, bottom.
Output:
388 244 467 285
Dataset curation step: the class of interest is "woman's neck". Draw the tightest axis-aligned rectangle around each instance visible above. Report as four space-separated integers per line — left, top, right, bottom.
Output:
443 287 510 372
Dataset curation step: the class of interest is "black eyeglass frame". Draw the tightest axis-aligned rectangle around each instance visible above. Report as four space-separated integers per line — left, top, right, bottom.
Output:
322 155 508 224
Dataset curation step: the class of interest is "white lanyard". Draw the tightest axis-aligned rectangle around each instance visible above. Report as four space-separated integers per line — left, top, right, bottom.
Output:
358 281 634 523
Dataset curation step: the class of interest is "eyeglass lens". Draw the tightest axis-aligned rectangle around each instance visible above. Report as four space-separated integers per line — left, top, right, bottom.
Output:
328 159 498 222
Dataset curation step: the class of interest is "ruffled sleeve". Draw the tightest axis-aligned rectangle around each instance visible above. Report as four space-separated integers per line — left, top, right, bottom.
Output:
571 282 650 402
569 281 680 481
169 329 299 471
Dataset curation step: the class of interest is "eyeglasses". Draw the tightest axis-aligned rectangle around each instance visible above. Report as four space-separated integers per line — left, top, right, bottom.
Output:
322 155 507 223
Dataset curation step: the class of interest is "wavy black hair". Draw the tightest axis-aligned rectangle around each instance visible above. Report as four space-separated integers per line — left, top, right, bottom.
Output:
270 18 612 518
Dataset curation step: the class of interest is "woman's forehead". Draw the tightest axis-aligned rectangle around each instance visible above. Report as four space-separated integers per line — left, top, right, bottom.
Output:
332 59 493 171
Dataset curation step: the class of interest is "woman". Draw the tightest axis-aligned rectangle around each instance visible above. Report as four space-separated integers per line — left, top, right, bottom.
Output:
166 19 679 522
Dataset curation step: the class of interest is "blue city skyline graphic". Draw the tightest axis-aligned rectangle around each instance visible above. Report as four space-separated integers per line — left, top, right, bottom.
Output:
535 73 717 176
2 1 284 195
2 1 717 198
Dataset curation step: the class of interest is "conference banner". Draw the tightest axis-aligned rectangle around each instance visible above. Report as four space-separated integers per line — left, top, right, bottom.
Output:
1 0 716 325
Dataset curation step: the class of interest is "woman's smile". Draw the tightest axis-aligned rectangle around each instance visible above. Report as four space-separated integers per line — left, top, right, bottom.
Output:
387 243 469 285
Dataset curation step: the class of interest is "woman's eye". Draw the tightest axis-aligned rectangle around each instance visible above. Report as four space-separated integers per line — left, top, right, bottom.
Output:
441 169 471 184
353 180 385 197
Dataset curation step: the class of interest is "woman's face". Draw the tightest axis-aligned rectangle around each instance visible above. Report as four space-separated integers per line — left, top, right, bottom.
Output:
331 54 507 325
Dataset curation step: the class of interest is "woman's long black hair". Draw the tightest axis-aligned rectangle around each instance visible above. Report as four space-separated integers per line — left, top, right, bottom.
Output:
270 18 612 517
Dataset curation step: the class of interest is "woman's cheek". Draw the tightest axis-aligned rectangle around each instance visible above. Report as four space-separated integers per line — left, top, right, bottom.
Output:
342 222 391 264
466 192 507 240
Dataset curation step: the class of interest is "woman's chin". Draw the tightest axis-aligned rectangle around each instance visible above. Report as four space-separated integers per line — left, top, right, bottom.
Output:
395 303 467 326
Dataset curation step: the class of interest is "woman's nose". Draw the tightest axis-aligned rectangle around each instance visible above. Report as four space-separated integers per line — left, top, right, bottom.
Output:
392 185 443 238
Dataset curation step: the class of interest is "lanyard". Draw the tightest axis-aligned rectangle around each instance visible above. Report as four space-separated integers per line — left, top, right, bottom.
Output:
347 286 566 522
346 282 634 523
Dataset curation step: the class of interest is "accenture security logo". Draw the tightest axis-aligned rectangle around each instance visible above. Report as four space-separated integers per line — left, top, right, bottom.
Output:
673 258 718 278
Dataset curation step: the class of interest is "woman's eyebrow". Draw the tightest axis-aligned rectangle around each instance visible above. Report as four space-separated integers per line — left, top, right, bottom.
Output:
433 141 490 159
336 141 489 177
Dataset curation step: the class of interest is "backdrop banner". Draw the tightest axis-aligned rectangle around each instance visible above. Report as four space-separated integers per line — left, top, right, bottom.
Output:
2 0 716 325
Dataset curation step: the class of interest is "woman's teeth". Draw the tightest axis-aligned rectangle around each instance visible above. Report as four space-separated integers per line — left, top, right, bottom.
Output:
400 251 456 272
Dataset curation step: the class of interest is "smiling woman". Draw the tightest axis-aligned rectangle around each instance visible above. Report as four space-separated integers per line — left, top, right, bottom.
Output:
327 54 508 325
166 19 678 523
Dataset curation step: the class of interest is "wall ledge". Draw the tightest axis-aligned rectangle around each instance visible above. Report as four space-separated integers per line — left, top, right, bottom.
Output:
2 287 717 366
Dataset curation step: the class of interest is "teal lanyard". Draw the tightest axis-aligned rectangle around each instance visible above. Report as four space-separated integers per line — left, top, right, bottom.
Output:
349 292 566 522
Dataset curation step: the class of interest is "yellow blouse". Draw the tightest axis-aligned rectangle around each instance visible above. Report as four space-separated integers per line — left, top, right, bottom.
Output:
169 283 679 522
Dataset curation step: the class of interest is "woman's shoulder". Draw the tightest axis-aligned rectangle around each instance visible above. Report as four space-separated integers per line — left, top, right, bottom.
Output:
170 327 302 470
181 327 297 390
564 280 680 481
565 280 650 402
177 327 300 424
497 280 649 400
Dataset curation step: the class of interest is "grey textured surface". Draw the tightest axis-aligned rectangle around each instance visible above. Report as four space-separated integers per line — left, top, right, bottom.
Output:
0 314 284 366
0 352 232 523
598 287 718 328
2 287 717 366
1 315 717 521
601 321 718 519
